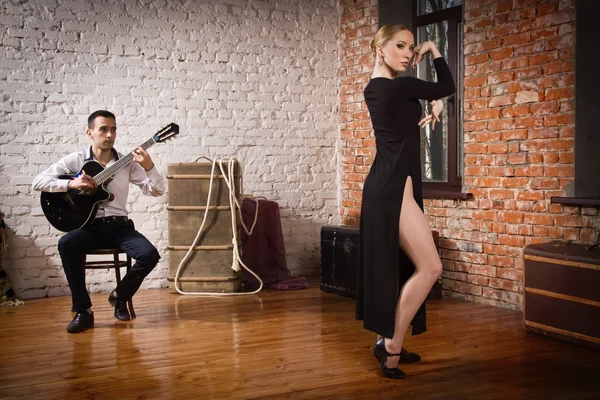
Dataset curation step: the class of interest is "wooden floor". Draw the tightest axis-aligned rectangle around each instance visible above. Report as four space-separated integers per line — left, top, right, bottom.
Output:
1 281 599 400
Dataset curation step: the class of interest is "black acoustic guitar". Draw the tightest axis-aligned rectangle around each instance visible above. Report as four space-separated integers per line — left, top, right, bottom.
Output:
41 123 179 232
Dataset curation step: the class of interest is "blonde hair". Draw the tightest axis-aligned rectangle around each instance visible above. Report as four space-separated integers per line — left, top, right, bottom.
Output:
369 24 410 53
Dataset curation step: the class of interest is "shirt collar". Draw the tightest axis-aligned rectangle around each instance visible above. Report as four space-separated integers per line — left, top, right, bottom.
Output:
84 146 120 162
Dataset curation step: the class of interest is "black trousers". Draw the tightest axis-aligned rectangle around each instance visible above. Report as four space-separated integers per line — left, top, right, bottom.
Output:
58 217 160 313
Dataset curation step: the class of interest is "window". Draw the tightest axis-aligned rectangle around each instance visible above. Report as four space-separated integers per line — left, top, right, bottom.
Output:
415 1 465 197
552 1 600 207
573 1 600 199
417 0 463 15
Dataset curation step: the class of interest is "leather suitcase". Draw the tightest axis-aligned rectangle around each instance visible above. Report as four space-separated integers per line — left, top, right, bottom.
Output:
523 242 600 350
320 225 359 298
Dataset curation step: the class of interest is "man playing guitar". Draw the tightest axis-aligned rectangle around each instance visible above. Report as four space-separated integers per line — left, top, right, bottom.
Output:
32 110 166 333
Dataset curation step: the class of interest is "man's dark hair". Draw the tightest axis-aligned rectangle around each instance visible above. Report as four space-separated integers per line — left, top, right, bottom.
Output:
87 110 116 129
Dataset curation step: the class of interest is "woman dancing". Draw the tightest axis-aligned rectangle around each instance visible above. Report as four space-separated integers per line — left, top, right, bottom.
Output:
356 23 456 379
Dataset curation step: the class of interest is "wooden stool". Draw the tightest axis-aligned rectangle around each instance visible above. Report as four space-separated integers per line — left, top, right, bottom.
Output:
82 248 136 318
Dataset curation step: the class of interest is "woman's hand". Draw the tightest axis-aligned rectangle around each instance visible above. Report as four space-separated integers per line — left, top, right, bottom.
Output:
412 41 442 69
430 99 443 129
418 100 444 129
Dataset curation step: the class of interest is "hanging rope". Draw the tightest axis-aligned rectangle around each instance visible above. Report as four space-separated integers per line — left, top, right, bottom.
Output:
173 156 264 296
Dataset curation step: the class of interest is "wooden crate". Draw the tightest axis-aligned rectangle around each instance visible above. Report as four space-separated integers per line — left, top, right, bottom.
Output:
167 162 242 293
524 242 600 350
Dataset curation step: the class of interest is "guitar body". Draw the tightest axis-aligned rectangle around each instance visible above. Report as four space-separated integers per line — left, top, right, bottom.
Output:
40 161 113 232
39 122 179 232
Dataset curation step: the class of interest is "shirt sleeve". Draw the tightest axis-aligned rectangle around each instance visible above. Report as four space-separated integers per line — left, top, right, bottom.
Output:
129 163 166 197
396 57 456 101
31 152 81 193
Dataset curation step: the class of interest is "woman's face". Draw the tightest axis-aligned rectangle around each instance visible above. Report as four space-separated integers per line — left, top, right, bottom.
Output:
379 30 415 72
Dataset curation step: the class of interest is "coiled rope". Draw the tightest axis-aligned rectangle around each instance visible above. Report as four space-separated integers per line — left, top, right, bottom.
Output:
173 156 264 296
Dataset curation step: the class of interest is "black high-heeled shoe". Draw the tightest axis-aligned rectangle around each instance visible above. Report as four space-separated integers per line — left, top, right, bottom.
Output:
373 337 402 359
372 337 406 379
381 357 406 379
399 347 421 363
372 338 422 363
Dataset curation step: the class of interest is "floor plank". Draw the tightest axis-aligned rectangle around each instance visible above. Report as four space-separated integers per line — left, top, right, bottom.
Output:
1 281 599 400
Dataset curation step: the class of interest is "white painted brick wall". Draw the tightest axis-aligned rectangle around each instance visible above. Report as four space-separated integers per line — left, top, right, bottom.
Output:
0 0 341 300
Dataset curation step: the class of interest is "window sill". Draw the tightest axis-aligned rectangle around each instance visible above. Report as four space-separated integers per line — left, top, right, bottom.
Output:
550 197 600 207
423 189 473 200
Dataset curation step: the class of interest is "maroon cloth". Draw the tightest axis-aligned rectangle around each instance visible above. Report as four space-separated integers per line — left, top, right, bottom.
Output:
240 198 308 291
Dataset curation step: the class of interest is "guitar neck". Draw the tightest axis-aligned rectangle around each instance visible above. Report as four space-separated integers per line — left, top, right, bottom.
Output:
93 137 156 184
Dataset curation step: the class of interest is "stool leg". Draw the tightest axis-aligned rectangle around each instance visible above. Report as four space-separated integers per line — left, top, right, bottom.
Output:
128 299 136 319
113 251 122 283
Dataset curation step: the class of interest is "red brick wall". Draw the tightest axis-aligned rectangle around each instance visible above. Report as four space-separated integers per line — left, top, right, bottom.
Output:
339 0 600 310
339 0 378 225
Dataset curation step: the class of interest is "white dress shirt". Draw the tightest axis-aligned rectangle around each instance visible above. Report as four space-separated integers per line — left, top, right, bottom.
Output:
32 146 165 218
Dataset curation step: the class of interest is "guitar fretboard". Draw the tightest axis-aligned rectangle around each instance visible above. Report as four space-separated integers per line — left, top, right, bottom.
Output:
93 137 156 184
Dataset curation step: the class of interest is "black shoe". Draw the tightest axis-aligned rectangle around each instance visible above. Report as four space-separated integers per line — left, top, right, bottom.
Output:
67 311 94 333
381 358 406 379
400 347 421 363
373 337 403 359
108 290 118 307
372 337 406 379
108 290 131 321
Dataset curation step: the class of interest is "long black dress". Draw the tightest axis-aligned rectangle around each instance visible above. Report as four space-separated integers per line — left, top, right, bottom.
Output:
356 57 455 339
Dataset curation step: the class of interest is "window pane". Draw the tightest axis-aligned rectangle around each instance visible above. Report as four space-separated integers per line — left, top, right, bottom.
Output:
421 99 449 183
418 0 464 16
418 21 449 183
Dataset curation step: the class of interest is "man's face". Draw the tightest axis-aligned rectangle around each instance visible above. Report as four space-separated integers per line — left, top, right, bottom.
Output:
87 116 117 151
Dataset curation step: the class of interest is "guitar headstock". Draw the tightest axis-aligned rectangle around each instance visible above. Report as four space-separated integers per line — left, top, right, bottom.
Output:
154 123 179 143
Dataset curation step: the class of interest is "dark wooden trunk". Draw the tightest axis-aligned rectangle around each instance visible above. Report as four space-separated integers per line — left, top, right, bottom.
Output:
524 241 600 350
320 225 441 299
320 225 359 298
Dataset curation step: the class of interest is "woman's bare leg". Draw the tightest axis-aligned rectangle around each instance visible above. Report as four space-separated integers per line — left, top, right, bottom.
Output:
384 176 443 368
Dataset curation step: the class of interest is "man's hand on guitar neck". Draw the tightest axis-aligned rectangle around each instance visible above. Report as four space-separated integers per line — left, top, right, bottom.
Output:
132 146 155 171
67 171 97 190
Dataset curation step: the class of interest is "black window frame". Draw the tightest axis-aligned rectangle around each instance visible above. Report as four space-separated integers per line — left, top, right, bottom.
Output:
414 3 470 200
